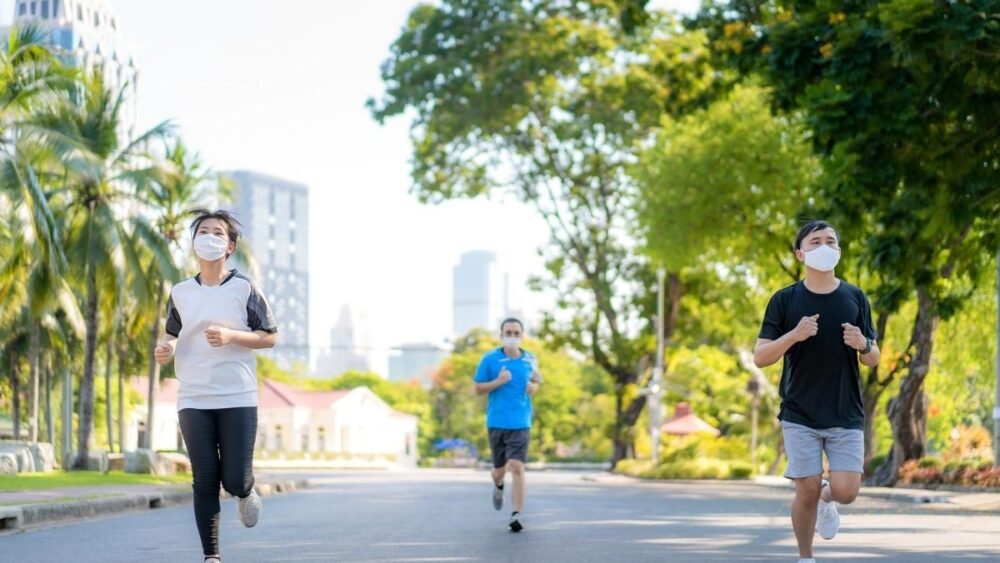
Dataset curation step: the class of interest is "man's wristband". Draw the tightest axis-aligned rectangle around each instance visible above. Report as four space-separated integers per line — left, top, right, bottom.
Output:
861 337 873 355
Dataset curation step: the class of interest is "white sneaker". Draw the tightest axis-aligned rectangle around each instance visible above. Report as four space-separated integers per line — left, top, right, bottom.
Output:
492 483 504 511
797 559 816 563
204 558 221 563
815 480 840 540
237 489 262 528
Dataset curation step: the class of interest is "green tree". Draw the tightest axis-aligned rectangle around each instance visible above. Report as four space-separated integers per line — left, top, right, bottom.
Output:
0 27 78 446
138 141 215 449
692 0 1000 483
635 82 817 285
369 0 717 464
28 71 173 467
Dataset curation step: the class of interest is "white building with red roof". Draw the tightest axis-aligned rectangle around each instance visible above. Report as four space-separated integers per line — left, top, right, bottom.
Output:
129 378 418 467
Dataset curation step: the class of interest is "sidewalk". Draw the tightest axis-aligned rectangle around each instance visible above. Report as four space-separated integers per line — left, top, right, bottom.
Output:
579 472 1000 512
0 474 310 533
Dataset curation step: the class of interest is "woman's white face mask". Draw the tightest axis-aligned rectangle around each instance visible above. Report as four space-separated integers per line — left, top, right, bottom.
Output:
194 234 229 262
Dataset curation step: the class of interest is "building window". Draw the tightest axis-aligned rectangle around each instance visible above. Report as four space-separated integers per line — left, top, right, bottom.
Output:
30 2 36 16
41 0 48 18
111 17 116 29
273 425 283 450
289 229 295 244
52 0 59 17
289 197 296 220
301 432 309 452
18 3 26 16
317 428 325 452
93 11 99 26
269 225 275 240
76 4 82 20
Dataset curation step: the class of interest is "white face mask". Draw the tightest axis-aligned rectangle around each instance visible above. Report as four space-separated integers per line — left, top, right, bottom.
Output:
194 234 229 262
502 337 522 349
803 244 841 272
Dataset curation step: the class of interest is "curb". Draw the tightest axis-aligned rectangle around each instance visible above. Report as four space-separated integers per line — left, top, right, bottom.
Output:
0 478 310 533
582 472 1000 511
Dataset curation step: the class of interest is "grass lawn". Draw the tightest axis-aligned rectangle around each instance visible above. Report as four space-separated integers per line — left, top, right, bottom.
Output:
0 470 190 491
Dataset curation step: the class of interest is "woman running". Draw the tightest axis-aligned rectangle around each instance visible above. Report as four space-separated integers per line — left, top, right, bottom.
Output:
155 208 278 563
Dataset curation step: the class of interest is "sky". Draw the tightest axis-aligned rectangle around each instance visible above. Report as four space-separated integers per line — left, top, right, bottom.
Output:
3 0 699 374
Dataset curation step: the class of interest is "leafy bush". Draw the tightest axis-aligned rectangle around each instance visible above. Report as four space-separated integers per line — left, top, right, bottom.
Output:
865 453 888 477
615 459 654 477
899 457 1000 488
729 461 753 479
616 457 752 480
918 457 942 469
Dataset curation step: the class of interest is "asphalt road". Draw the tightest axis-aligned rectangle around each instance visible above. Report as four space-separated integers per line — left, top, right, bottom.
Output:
3 469 999 562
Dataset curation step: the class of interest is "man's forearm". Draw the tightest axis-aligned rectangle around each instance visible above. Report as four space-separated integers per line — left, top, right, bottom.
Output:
754 334 796 368
475 381 499 395
860 343 880 367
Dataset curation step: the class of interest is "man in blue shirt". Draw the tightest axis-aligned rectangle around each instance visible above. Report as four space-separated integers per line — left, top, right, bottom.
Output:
474 317 541 532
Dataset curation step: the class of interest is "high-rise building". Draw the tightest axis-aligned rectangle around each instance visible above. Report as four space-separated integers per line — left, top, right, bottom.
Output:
226 170 310 370
452 250 508 338
387 343 451 387
315 305 373 377
7 0 139 141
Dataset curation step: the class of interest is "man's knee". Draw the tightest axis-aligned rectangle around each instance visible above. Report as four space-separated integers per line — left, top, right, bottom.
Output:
829 477 861 504
793 477 823 504
507 461 526 477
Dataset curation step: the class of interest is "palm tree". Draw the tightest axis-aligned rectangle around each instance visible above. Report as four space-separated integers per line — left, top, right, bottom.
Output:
138 140 212 449
25 70 173 468
0 26 76 445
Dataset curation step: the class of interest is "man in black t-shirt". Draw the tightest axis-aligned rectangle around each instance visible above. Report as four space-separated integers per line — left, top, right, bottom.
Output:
754 221 880 563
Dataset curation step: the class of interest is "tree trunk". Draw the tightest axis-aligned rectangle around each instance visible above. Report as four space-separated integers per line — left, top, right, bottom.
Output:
117 336 125 454
871 287 938 486
862 390 879 468
861 313 891 467
104 333 114 452
29 322 40 442
72 265 99 469
611 386 628 466
9 350 21 441
44 356 54 445
61 364 73 468
145 284 165 450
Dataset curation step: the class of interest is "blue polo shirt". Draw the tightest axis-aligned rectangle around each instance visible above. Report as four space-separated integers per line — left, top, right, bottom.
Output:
474 347 538 430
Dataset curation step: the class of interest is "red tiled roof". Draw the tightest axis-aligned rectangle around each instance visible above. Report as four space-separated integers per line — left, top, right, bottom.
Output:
660 403 720 436
258 379 350 409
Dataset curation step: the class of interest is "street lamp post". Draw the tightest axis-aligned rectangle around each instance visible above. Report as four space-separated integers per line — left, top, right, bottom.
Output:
650 268 666 463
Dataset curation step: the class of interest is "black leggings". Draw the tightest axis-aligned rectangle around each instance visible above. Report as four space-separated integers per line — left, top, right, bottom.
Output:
178 407 257 556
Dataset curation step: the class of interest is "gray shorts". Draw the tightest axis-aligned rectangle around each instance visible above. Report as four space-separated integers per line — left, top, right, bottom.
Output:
781 420 863 479
488 428 530 468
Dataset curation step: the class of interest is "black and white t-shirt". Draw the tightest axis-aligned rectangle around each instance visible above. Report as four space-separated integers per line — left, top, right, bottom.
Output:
165 270 277 411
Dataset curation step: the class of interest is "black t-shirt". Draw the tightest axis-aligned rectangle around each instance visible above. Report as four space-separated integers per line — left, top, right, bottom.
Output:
758 280 877 430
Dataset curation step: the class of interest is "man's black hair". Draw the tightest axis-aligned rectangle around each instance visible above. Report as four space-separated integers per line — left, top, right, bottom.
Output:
795 220 838 251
